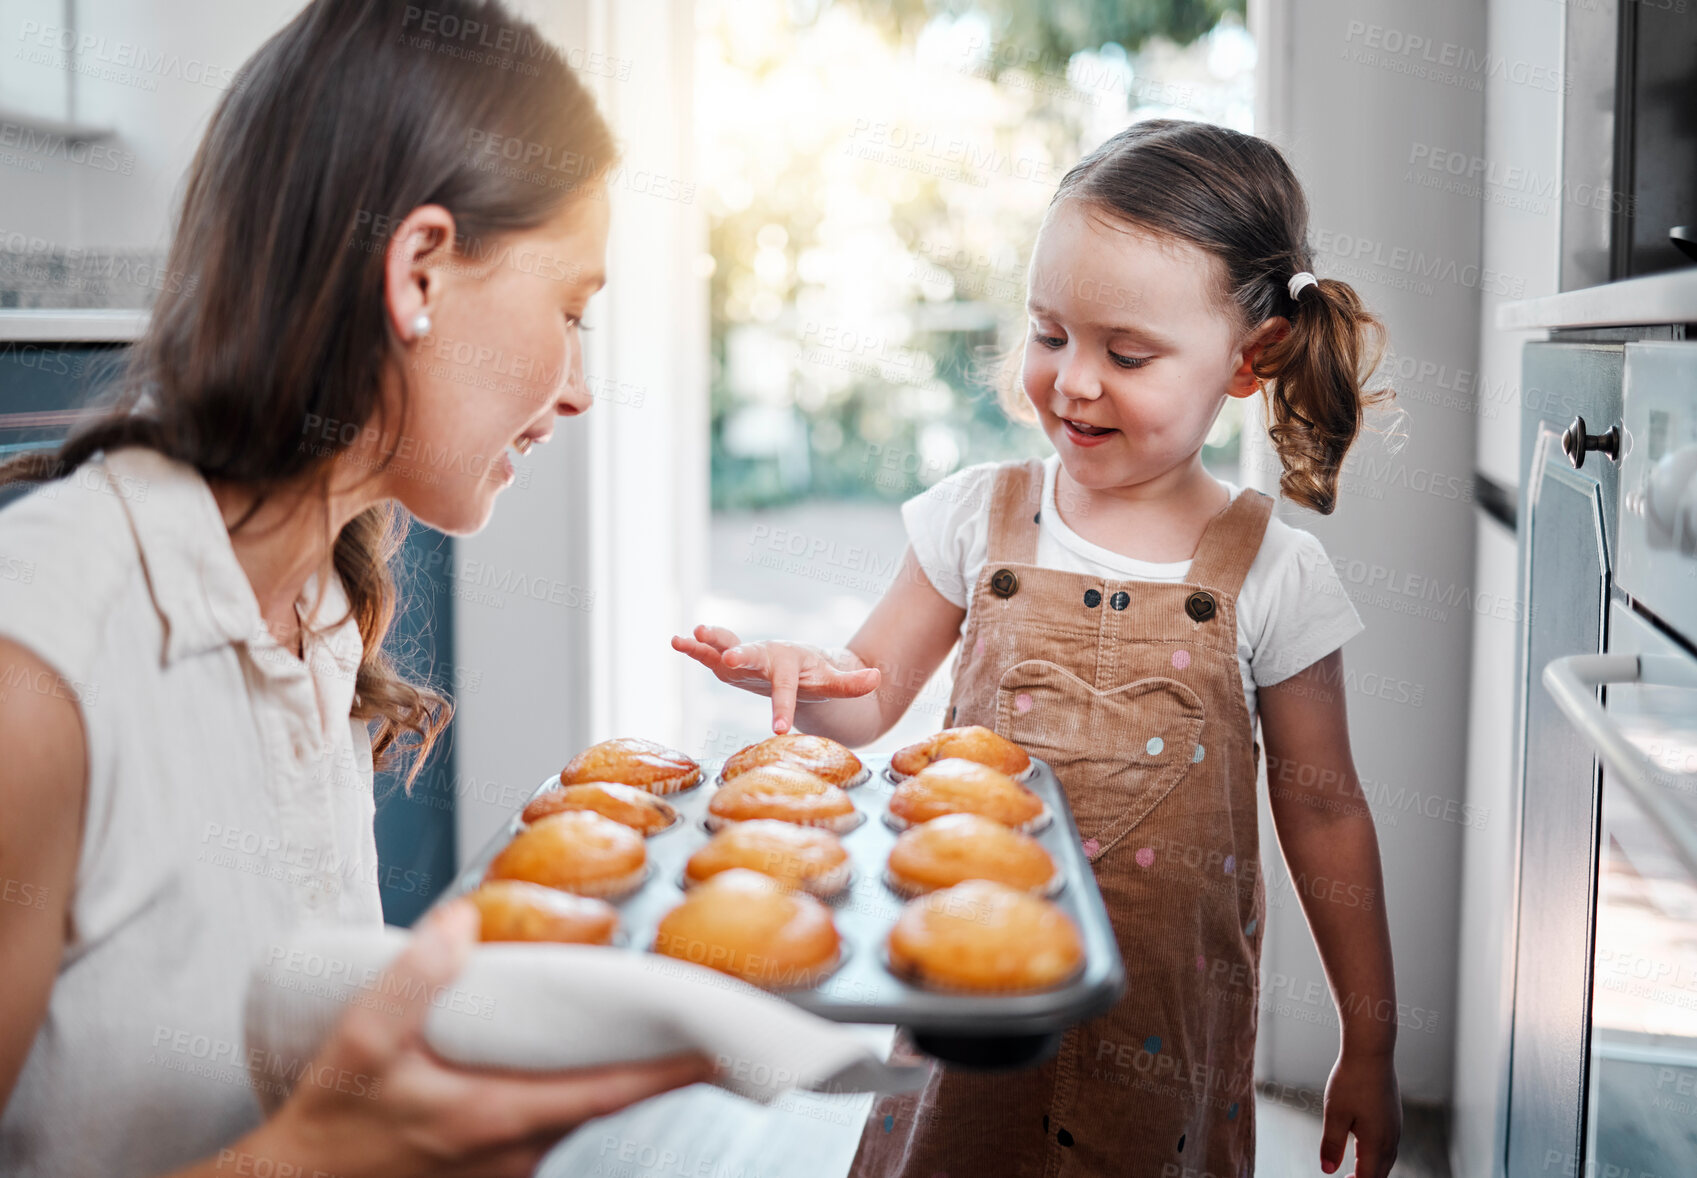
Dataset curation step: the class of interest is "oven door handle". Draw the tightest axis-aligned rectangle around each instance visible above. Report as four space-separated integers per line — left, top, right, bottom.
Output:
1543 653 1697 878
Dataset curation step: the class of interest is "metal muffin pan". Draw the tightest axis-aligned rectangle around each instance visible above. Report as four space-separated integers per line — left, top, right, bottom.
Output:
441 755 1126 1042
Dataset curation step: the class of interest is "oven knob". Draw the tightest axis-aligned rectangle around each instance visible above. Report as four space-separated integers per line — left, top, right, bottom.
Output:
1561 416 1621 469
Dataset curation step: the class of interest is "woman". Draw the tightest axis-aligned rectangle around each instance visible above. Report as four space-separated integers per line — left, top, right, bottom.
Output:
0 2 709 1174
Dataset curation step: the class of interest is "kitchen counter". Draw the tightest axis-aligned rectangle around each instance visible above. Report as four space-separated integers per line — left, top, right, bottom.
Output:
1496 268 1697 331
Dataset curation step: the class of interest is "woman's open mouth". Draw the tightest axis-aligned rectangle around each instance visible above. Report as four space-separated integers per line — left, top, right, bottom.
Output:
1061 417 1119 446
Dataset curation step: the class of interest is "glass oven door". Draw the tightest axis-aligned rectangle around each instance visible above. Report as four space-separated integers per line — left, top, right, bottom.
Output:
1545 601 1697 1175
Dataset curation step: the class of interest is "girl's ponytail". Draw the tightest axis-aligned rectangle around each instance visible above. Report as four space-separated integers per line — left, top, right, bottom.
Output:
1255 275 1387 514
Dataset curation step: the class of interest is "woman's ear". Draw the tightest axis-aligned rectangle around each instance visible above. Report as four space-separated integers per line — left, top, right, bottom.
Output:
1226 315 1290 399
383 204 459 344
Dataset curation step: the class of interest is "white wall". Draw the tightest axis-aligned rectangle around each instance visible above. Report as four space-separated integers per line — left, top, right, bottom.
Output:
0 0 301 259
1451 1 1565 1175
1250 0 1489 1103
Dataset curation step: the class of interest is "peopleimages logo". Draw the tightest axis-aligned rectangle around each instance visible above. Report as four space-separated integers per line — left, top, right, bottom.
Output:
1407 142 1634 217
15 20 243 92
1313 229 1527 299
0 122 135 173
1342 20 1569 95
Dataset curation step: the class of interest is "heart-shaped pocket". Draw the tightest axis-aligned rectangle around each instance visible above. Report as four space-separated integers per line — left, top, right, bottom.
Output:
996 659 1205 862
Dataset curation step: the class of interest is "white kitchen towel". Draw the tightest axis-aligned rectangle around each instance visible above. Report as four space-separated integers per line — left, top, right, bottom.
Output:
244 923 927 1112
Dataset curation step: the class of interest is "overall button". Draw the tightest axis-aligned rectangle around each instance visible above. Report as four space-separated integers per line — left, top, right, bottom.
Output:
1083 588 1102 608
1185 590 1217 622
1109 590 1130 611
990 569 1019 598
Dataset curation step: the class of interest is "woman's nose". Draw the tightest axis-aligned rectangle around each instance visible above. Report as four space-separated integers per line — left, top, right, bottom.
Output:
555 337 593 416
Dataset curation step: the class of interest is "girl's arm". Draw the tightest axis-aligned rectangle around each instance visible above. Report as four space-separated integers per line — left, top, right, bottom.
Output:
1258 648 1401 1178
672 546 966 745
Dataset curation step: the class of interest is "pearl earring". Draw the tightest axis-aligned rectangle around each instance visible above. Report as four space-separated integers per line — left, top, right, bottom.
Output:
411 311 432 339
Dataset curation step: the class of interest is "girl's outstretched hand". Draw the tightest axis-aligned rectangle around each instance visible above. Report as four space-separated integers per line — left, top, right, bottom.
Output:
1319 1048 1401 1178
671 624 882 734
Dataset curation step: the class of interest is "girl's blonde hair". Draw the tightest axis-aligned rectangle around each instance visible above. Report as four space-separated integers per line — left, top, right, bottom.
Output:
1001 118 1389 514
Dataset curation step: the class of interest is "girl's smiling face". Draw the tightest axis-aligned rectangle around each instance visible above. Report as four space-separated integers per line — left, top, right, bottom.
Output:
1023 198 1263 494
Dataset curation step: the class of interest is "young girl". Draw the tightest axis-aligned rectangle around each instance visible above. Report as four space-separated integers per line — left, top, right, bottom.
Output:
674 120 1400 1178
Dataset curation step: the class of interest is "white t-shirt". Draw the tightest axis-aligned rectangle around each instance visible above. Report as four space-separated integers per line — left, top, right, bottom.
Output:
901 455 1365 720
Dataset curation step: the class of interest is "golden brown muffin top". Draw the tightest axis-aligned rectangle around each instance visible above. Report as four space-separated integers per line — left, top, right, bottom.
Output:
560 737 702 793
523 781 678 834
721 733 865 787
468 880 619 945
889 758 1044 829
887 880 1083 992
707 764 856 824
887 813 1056 894
686 820 848 888
652 869 840 987
890 725 1031 779
486 810 647 887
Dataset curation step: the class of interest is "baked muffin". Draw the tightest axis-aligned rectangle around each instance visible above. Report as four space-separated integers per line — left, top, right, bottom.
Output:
720 733 869 789
560 737 702 796
468 880 619 945
887 758 1046 832
887 880 1084 993
886 813 1059 897
685 820 852 898
890 725 1032 781
485 811 647 899
522 781 678 836
652 869 841 988
706 764 860 833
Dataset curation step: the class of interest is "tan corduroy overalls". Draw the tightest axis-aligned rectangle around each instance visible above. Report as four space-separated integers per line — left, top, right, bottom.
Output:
853 459 1273 1178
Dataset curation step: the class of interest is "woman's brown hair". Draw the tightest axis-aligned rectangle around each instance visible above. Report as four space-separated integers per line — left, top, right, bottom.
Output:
1020 118 1388 514
0 0 617 780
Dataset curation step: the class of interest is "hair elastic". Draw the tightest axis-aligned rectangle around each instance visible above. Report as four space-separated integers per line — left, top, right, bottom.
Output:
1287 271 1318 300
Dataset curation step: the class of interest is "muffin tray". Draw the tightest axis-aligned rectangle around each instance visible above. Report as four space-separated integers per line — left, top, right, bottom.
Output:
439 756 1126 1066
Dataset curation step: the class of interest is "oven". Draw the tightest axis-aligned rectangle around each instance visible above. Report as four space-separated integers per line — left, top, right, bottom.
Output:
1523 340 1697 1177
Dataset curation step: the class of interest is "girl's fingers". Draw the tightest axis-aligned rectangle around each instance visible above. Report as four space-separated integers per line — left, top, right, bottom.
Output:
679 638 874 713
1318 1108 1352 1175
1352 1133 1393 1178
769 654 800 734
721 644 770 676
670 635 710 659
808 665 882 699
671 635 726 671
693 624 741 652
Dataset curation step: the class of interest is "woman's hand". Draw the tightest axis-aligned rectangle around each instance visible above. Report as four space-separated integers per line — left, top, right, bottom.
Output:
671 625 881 734
217 901 713 1178
1319 1048 1401 1178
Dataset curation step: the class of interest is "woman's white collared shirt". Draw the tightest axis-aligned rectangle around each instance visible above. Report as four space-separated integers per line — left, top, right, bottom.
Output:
0 447 385 1177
